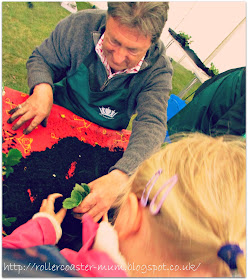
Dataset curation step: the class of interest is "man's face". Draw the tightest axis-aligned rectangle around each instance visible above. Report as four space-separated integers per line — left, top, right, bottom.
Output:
102 16 152 73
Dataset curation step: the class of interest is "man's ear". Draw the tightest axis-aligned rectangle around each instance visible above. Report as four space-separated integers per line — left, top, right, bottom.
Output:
117 192 142 241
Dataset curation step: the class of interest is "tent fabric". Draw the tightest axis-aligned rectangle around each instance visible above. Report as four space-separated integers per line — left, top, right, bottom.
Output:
167 67 246 136
2 87 131 157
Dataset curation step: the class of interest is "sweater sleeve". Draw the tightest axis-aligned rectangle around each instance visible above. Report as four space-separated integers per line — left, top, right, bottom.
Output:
26 10 106 94
2 217 57 249
110 55 173 175
26 14 74 93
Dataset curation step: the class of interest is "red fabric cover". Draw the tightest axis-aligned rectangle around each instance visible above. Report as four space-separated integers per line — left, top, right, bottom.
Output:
2 87 131 157
2 214 127 277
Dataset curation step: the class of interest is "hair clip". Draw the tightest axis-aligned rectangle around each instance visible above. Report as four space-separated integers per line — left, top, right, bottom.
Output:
149 174 178 215
218 244 244 270
140 169 163 207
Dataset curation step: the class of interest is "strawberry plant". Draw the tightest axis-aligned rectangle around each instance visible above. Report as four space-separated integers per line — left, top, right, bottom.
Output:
3 214 17 236
63 183 90 209
2 149 22 178
2 214 17 227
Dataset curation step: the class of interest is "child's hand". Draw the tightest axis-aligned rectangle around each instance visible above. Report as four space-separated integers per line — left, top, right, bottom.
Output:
39 193 67 225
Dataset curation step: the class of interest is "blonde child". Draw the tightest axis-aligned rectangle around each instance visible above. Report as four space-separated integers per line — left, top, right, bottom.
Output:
113 133 246 277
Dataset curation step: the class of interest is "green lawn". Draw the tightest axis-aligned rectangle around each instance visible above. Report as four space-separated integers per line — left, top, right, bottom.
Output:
171 60 202 102
2 2 201 130
2 2 92 93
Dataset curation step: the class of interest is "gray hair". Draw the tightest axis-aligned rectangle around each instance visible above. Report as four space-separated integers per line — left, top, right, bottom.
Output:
107 2 169 43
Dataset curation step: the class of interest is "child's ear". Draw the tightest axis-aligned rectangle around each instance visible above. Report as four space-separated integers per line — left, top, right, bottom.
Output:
116 192 142 240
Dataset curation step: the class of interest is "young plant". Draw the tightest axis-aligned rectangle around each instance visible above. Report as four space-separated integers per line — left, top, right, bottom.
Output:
63 183 90 209
2 214 17 227
2 149 22 178
178 31 193 47
209 62 219 76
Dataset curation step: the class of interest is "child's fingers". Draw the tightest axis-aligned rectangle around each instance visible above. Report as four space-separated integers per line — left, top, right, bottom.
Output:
41 199 47 206
55 208 67 224
40 193 63 213
46 193 63 209
39 199 47 211
47 193 63 202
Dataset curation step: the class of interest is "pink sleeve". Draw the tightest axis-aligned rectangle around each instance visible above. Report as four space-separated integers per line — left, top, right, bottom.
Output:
2 217 56 249
60 214 127 277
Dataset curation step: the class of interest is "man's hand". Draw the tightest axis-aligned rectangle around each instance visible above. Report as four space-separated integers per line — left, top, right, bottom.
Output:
7 83 53 134
39 193 67 225
73 170 129 222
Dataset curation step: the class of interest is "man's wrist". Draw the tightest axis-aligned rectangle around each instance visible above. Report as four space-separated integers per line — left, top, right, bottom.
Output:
110 169 129 180
34 83 53 92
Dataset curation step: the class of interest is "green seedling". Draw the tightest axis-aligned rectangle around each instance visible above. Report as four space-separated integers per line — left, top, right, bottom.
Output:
209 62 219 76
63 183 90 209
2 214 17 227
2 149 22 178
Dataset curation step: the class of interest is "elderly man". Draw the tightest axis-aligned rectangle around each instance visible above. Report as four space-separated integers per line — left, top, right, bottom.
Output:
7 2 172 221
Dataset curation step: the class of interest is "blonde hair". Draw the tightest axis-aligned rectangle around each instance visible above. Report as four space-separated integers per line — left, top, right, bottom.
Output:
126 133 246 276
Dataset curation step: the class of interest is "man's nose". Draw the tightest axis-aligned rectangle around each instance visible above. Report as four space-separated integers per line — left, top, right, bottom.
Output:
112 47 126 64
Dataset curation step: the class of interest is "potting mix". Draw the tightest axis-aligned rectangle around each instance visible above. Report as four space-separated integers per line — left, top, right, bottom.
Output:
2 87 131 250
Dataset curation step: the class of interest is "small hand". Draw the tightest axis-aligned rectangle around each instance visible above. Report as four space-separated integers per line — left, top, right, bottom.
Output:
39 193 67 225
7 83 53 134
73 170 129 222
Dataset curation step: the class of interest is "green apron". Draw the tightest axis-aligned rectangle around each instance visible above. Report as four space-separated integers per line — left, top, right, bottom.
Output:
53 63 130 130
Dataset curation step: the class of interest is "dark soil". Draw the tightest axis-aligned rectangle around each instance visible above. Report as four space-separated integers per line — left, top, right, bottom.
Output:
3 137 123 250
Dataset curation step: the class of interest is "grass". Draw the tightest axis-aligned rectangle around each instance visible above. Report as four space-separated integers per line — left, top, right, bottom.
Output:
171 60 202 102
2 2 201 130
76 2 92 10
2 2 92 93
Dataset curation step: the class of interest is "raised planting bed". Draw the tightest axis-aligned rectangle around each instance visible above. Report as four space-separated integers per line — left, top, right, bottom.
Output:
2 87 131 250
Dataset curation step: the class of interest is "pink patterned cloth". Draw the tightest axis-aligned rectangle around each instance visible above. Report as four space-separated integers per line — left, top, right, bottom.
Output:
95 33 144 79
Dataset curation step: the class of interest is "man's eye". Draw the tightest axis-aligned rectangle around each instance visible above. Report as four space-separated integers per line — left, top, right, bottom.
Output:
128 49 138 55
109 38 118 46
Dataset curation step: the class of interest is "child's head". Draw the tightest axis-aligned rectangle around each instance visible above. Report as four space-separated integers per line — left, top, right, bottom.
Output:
114 133 246 277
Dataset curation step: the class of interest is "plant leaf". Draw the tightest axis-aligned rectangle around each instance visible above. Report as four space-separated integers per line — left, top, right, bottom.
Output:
62 198 78 209
5 166 14 178
2 153 7 164
81 183 90 194
74 183 86 194
2 215 17 227
3 220 11 227
63 183 90 209
6 149 22 166
7 217 17 222
71 190 83 205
